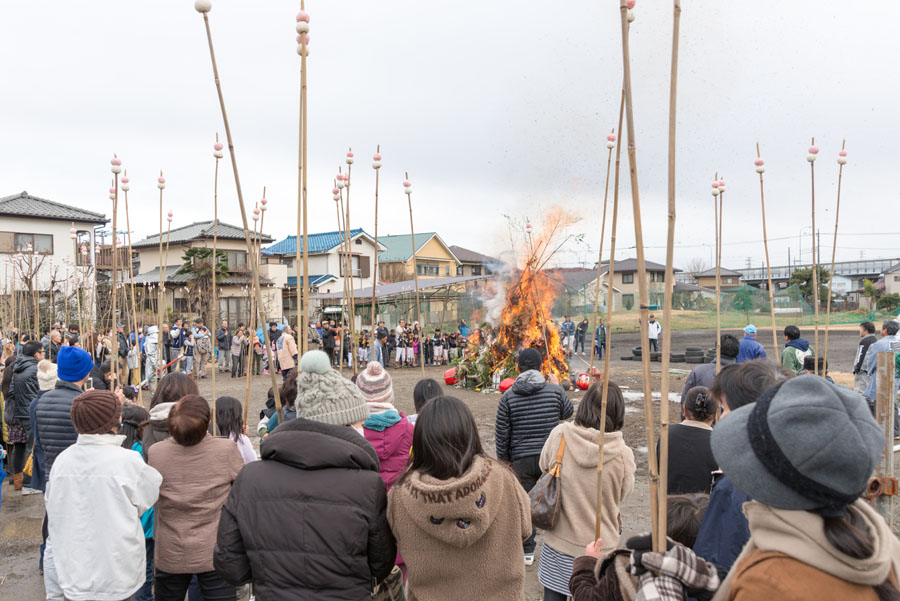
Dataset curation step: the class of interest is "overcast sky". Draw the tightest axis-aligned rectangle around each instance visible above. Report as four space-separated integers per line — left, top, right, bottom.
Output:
2 1 898 272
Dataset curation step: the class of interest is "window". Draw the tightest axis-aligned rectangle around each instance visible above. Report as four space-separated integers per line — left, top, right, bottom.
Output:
1 232 54 255
894 275 900 282
622 294 635 308
457 265 464 276
340 255 361 277
76 231 91 265
173 297 189 313
416 262 440 276
472 266 482 276
445 267 450 276
355 238 362 245
224 250 248 271
284 258 294 268
622 272 634 284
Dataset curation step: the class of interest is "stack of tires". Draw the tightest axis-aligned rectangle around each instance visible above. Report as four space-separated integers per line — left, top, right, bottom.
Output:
669 351 686 363
705 347 717 363
685 346 705 364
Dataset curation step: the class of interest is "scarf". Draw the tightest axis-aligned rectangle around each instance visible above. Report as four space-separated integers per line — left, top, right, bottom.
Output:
712 500 900 600
364 409 403 432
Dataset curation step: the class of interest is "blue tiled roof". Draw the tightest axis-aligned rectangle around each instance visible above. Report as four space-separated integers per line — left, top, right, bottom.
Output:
263 229 365 256
287 274 337 287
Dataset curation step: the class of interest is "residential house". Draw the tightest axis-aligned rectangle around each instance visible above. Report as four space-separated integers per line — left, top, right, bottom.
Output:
261 229 383 323
545 267 621 316
694 267 743 289
1 191 107 327
378 232 461 282
449 245 498 277
129 221 280 326
884 263 900 297
588 258 682 310
739 258 900 292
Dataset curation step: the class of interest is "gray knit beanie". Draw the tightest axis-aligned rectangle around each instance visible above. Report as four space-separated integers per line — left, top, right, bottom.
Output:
296 350 369 426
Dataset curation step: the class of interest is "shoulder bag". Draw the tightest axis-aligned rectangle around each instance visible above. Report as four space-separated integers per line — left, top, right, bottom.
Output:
528 434 566 530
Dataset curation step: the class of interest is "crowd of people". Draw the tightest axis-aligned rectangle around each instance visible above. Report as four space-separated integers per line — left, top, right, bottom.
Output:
1 314 899 601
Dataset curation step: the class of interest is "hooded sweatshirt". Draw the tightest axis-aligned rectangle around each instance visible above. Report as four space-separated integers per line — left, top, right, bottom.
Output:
780 338 812 374
539 422 636 557
142 401 174 459
495 370 573 461
363 401 414 490
388 455 532 601
714 500 900 601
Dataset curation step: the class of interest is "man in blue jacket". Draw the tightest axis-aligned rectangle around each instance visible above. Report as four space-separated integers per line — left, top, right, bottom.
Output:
736 324 766 363
495 347 573 565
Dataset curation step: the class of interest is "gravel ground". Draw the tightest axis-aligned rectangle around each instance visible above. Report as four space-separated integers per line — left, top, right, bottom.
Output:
1 327 892 600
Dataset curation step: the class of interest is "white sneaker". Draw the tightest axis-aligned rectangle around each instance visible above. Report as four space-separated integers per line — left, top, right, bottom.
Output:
21 487 42 496
524 553 535 566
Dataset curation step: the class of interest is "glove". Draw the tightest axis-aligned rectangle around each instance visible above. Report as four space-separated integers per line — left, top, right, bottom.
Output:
625 533 673 576
628 541 720 601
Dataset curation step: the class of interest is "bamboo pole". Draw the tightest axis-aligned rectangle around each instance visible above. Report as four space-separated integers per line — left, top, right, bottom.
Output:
244 198 262 426
337 175 351 371
156 172 166 389
713 173 722 372
595 87 626 540
755 144 779 359
371 145 382 331
656 0 681 547
589 131 616 375
823 140 846 375
212 133 223 407
121 170 143 405
345 150 359 375
195 4 283 416
110 161 120 388
334 183 349 369
618 0 662 552
875 351 896 527
809 137 820 375
404 174 426 378
297 3 310 354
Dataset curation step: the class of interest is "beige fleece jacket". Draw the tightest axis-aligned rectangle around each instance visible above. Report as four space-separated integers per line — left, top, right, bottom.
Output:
388 455 531 601
539 422 636 557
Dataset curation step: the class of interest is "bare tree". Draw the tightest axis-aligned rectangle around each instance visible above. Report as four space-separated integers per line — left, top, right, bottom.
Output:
684 256 709 275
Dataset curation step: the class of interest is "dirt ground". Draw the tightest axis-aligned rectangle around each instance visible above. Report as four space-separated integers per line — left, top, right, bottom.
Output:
0 327 890 600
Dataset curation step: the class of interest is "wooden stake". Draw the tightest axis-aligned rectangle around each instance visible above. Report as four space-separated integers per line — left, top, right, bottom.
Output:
198 8 283 416
823 140 846 375
589 132 615 375
404 174 426 378
756 143 779 359
618 0 661 551
371 145 381 332
595 86 626 540
656 0 681 547
122 170 143 406
874 351 896 527
810 137 820 375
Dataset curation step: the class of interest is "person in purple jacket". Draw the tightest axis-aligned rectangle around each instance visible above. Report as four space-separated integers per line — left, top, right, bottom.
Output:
736 324 767 363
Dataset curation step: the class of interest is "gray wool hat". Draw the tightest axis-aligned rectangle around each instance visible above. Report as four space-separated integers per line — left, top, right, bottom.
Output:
295 350 369 427
712 374 883 513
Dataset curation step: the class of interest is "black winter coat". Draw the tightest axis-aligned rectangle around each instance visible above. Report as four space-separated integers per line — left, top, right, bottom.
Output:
495 370 574 461
34 380 82 475
1 355 15 403
321 328 336 350
6 354 39 426
214 418 396 601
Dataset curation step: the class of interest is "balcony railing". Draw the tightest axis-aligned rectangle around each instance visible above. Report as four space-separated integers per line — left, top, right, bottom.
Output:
95 246 136 270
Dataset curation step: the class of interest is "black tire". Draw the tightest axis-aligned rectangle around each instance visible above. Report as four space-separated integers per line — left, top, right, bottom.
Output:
620 356 633 361
670 354 686 362
686 356 704 364
633 350 642 357
686 346 703 352
708 348 717 354
650 352 662 360
685 352 704 359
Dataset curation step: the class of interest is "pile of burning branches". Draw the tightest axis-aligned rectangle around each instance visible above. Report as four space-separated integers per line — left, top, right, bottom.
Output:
454 210 576 389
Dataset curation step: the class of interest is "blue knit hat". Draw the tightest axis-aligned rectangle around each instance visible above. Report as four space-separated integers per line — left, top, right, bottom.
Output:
56 346 93 382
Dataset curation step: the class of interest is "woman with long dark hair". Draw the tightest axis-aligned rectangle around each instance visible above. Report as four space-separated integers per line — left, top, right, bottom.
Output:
388 396 531 600
537 381 636 601
215 396 256 464
142 372 199 458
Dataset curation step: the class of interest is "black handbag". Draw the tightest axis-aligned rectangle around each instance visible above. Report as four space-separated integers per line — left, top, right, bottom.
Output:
528 434 566 530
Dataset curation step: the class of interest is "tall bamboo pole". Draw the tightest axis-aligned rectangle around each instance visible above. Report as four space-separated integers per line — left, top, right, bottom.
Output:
713 174 722 372
121 170 143 405
345 150 359 375
244 198 262 426
371 146 382 331
297 3 310 354
809 137 820 374
755 144 779 357
589 131 616 375
195 3 283 415
110 159 121 387
656 0 681 547
337 175 351 370
404 174 425 378
618 0 662 552
595 87 625 540
334 183 349 369
156 172 166 387
823 140 846 375
212 134 223 406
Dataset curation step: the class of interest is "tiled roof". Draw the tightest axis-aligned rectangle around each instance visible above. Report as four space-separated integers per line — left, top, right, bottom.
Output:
127 265 273 286
597 258 682 273
378 233 460 264
448 245 499 265
286 274 338 287
263 229 366 256
695 267 743 277
131 221 272 249
674 282 716 294
546 268 599 291
0 191 106 223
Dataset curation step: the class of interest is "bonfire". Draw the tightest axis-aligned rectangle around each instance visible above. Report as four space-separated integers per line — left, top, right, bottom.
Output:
454 212 574 389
